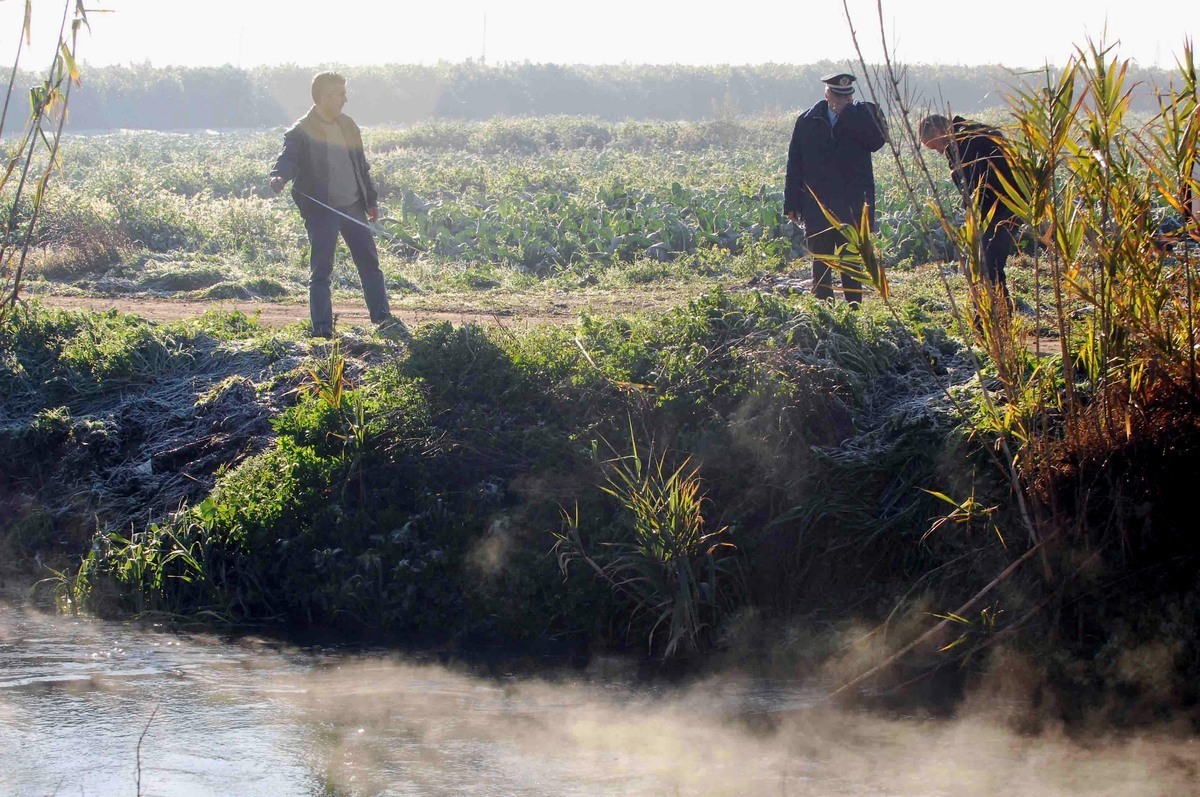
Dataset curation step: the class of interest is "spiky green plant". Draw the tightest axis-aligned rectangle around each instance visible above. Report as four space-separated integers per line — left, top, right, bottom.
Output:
975 40 1200 481
554 428 740 658
39 545 96 615
833 30 1200 526
300 341 371 498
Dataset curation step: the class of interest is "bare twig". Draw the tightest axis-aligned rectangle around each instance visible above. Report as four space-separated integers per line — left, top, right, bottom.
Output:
833 535 1051 696
135 704 159 796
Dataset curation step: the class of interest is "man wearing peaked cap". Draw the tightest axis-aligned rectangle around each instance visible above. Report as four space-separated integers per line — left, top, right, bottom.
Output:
822 72 857 95
785 70 887 305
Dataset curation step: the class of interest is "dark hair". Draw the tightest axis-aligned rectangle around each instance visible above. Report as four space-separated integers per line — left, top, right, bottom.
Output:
311 72 346 103
918 114 951 141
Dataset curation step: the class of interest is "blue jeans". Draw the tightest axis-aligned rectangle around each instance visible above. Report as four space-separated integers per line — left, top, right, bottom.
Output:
304 201 391 334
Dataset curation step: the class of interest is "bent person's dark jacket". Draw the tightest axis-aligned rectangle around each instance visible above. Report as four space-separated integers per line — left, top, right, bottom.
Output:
946 116 1016 229
270 108 378 220
785 100 887 230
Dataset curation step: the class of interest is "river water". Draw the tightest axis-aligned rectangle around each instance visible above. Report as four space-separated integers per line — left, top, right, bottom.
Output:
2 604 1199 797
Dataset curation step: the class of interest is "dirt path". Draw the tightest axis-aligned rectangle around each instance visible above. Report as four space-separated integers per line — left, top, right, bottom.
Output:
37 296 566 328
34 293 1070 359
34 289 696 329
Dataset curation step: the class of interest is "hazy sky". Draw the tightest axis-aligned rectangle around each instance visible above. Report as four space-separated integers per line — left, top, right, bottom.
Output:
2 0 1197 70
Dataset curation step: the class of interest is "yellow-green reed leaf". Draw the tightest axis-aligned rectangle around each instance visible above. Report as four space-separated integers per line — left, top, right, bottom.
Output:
928 198 966 246
810 193 886 299
23 0 32 46
993 166 1034 222
857 202 888 300
1052 213 1085 263
37 125 56 157
921 489 962 508
3 150 25 184
939 637 969 653
44 85 65 117
60 43 80 85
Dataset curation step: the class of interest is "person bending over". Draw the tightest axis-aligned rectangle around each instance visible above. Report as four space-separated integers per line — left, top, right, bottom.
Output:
919 113 1019 311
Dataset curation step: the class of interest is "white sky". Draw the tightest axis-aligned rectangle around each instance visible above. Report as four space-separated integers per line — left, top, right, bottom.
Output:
1 0 1197 70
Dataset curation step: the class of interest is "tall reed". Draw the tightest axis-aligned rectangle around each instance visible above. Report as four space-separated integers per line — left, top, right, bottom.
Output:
834 12 1199 534
826 4 1200 683
2 0 88 323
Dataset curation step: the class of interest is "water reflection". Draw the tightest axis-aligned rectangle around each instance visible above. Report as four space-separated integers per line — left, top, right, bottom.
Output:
2 605 1199 796
0 606 323 796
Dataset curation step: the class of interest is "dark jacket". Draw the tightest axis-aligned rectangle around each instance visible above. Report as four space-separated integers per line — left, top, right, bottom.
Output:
945 116 1016 230
270 108 378 220
785 100 887 231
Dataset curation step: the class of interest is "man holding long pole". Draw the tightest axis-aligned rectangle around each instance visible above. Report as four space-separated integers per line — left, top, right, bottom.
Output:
269 71 400 339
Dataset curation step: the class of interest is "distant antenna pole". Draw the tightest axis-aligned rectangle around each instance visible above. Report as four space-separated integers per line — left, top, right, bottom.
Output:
481 12 488 65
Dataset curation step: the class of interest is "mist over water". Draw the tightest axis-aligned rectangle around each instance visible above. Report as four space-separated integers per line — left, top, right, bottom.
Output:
2 605 1197 796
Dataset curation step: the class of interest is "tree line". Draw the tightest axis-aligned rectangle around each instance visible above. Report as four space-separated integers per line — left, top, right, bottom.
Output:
28 60 1181 131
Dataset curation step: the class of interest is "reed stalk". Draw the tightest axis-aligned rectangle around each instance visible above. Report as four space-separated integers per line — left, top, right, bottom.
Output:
1 0 88 323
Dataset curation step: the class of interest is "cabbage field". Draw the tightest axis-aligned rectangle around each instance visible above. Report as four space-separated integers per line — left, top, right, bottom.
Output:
18 114 963 303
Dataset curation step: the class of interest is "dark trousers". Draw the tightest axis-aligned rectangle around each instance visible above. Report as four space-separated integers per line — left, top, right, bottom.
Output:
304 201 391 334
807 224 863 306
982 222 1015 310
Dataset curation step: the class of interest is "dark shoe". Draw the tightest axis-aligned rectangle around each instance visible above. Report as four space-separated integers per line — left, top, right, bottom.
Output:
375 316 411 341
311 327 334 339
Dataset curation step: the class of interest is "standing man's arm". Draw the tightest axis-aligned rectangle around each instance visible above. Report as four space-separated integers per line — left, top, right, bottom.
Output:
363 157 379 222
269 127 302 193
844 101 888 152
784 116 805 223
359 149 379 222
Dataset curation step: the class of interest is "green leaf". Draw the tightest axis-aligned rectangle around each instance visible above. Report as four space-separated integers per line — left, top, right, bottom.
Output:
60 43 80 85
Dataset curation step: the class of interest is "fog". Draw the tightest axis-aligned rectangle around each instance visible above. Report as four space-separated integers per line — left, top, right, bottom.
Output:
3 604 1199 796
289 656 1200 796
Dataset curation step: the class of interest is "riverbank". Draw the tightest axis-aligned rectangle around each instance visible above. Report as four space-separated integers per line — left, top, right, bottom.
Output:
5 285 1200 730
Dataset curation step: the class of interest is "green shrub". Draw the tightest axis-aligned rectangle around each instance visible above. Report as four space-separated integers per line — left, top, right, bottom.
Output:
48 289 962 658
